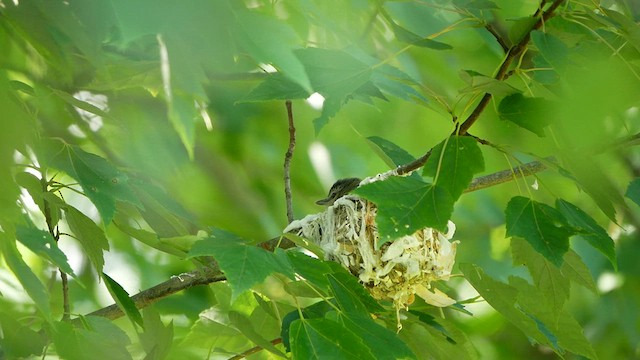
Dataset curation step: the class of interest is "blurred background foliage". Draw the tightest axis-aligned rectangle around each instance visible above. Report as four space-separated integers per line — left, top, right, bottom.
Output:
1 0 640 358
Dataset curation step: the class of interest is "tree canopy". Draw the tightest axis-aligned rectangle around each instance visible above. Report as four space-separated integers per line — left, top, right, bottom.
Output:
1 0 640 359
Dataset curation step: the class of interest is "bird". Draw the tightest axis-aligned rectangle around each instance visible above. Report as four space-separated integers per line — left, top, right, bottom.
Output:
316 178 362 206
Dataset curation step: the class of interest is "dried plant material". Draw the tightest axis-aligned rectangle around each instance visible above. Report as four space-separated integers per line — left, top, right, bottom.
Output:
283 195 458 314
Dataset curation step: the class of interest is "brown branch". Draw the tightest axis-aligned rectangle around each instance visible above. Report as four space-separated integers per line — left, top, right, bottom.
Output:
75 264 225 323
229 338 283 360
284 100 296 224
465 159 550 193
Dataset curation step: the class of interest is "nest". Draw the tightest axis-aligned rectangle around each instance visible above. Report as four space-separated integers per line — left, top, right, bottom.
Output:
284 194 458 314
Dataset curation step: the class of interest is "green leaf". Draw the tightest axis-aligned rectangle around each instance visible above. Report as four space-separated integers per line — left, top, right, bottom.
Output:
102 273 144 329
242 74 309 102
289 318 376 360
561 250 598 294
234 9 311 93
505 197 575 267
15 223 76 277
295 48 372 132
355 177 454 244
139 307 174 360
510 237 569 321
510 277 598 359
459 70 519 96
335 313 416 360
625 177 640 207
0 233 51 321
498 93 554 137
461 264 597 359
0 312 46 358
65 206 109 273
131 180 195 238
423 136 485 200
453 0 499 10
508 16 538 44
390 21 452 50
562 156 622 223
43 139 141 225
366 136 417 168
530 30 570 70
281 301 336 352
228 311 286 358
113 220 189 258
50 88 111 119
15 172 65 228
328 273 382 316
555 199 617 269
187 228 295 300
287 251 333 293
52 317 133 360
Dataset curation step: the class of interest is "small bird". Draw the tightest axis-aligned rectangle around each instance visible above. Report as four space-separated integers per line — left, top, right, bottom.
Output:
316 178 362 206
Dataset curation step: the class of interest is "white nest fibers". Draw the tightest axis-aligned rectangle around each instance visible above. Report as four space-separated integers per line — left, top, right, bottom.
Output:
284 195 459 310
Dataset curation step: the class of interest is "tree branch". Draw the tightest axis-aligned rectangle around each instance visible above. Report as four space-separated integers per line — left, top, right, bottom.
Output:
284 100 296 224
464 158 550 193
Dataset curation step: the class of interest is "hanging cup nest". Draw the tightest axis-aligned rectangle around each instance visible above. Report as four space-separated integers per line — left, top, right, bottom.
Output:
283 194 458 313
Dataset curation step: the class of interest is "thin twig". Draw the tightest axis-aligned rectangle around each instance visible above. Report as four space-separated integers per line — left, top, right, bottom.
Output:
485 23 509 53
284 100 296 224
228 338 283 360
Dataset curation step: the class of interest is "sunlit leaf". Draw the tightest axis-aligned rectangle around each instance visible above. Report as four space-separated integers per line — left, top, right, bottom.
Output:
65 206 109 273
423 135 485 200
0 234 51 321
44 139 141 225
228 311 286 357
15 223 76 277
0 312 46 358
510 237 569 321
139 307 174 360
366 136 417 168
52 317 133 360
561 250 598 294
187 228 295 300
103 273 144 329
389 21 452 50
234 9 311 93
354 177 454 244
